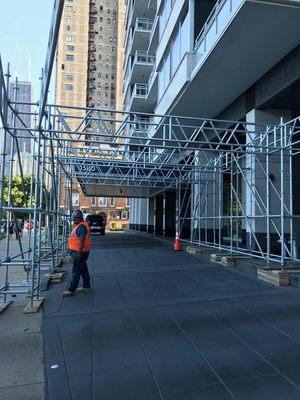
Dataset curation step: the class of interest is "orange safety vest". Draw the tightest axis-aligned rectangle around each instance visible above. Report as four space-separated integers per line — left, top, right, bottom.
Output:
68 220 91 252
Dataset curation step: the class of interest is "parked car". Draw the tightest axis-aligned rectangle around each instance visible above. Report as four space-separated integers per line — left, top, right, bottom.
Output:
86 214 106 235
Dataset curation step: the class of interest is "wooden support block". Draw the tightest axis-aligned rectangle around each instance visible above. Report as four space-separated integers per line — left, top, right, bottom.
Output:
221 256 236 267
258 269 290 286
187 247 204 255
210 253 222 262
50 272 64 283
23 298 44 314
0 301 12 315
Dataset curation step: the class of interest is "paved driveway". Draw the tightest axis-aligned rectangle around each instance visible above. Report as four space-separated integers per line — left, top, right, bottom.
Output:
43 232 300 399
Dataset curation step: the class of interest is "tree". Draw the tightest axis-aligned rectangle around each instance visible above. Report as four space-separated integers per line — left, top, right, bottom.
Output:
2 175 32 208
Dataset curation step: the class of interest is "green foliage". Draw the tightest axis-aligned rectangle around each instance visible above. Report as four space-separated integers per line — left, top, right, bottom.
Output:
2 175 32 208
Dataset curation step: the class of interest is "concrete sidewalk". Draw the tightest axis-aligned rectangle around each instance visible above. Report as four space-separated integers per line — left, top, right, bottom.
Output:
43 232 300 399
0 232 44 400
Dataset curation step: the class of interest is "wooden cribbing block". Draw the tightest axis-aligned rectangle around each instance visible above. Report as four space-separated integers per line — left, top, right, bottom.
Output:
221 256 236 267
258 269 289 286
50 272 64 283
23 298 44 314
187 247 204 255
0 301 12 315
210 253 222 262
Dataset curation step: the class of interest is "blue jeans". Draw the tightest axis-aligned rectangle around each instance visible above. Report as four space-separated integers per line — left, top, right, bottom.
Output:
68 252 90 292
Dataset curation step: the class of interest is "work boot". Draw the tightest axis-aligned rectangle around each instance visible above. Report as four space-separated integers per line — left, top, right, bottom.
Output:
62 290 75 297
76 287 91 293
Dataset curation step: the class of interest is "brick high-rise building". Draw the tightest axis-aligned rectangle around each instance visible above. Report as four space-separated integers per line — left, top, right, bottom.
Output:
56 0 129 229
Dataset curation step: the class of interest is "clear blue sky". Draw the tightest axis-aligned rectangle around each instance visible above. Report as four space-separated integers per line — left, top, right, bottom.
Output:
0 0 55 102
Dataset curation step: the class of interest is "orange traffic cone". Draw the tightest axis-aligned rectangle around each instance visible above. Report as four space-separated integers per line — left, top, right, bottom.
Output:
173 229 182 251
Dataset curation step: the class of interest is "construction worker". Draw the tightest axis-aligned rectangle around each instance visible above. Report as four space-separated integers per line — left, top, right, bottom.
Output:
63 210 91 297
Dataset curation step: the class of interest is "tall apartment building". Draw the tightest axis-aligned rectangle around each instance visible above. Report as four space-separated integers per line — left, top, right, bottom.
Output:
56 0 129 228
124 0 300 249
2 81 32 176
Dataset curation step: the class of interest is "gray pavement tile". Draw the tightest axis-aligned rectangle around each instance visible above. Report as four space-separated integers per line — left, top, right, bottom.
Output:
59 318 93 337
0 383 44 400
69 373 92 400
256 343 300 372
93 275 127 307
151 356 218 396
117 275 155 303
140 273 185 300
203 303 265 329
176 316 226 336
46 366 72 400
201 348 275 382
168 302 208 321
93 328 147 372
131 307 172 327
234 300 300 326
231 325 295 348
93 366 159 399
164 383 233 400
61 333 93 375
226 374 300 400
275 321 300 341
190 330 246 355
281 368 300 388
137 323 196 363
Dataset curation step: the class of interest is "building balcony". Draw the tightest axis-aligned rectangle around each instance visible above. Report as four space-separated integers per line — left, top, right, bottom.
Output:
127 18 154 57
126 83 156 112
130 51 155 84
167 0 300 120
125 0 156 30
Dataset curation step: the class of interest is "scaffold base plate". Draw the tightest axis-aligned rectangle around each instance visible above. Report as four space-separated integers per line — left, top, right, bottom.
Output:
23 298 44 314
0 301 12 315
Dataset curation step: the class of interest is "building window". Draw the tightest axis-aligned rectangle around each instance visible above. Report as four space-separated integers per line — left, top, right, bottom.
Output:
110 197 115 207
67 45 74 51
72 192 79 206
66 15 71 22
126 198 130 207
66 74 73 81
98 73 102 78
121 211 128 219
66 54 74 61
99 197 107 206
67 25 71 31
66 84 73 91
66 6 73 12
91 197 96 206
66 35 74 42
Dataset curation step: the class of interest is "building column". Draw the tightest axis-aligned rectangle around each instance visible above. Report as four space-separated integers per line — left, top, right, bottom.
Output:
155 194 164 235
147 197 155 233
246 109 291 255
132 198 139 230
129 198 135 229
164 190 176 237
139 198 148 231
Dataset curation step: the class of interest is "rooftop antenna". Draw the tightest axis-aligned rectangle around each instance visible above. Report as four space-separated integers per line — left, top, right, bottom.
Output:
14 41 19 78
27 52 32 82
